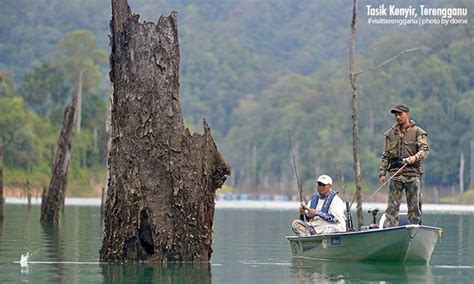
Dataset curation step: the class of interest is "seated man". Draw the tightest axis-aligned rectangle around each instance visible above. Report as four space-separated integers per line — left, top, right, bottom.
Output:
292 175 346 236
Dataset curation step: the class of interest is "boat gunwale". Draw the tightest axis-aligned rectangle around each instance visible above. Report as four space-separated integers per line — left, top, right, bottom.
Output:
285 224 442 240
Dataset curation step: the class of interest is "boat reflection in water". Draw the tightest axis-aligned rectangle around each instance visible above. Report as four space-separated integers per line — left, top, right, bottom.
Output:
291 258 433 283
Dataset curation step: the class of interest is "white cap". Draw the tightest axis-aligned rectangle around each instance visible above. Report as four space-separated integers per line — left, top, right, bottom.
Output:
316 175 333 185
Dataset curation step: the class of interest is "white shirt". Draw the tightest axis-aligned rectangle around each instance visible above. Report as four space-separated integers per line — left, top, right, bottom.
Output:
306 192 347 234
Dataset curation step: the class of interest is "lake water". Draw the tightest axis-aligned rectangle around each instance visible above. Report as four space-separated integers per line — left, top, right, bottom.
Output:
0 202 473 283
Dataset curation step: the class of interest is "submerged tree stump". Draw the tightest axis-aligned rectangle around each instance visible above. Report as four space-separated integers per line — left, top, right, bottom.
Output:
100 0 230 262
40 104 76 225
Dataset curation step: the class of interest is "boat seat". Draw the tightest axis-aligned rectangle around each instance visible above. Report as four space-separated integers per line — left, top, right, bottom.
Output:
399 213 409 226
379 213 409 228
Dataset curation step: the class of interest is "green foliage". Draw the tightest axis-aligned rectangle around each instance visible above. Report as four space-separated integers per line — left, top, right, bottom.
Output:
0 69 15 97
50 29 107 91
18 64 72 120
442 189 474 204
4 167 50 189
0 0 110 80
0 97 50 168
1 28 108 195
1 0 472 197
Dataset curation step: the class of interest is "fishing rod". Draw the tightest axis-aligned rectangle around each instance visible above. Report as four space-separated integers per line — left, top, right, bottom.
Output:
350 162 408 211
287 129 307 222
336 163 355 231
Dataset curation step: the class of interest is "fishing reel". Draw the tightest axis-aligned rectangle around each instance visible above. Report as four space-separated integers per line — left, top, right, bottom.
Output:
368 208 380 229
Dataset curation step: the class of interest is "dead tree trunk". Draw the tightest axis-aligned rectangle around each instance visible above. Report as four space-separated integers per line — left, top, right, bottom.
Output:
460 152 464 194
349 0 363 229
100 0 230 263
40 103 76 225
0 138 4 222
26 179 32 210
471 140 474 190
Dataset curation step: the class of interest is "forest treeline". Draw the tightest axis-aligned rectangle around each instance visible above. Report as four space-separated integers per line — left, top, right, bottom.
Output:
0 0 472 196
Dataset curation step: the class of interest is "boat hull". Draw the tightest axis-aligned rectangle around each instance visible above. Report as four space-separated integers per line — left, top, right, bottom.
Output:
286 225 442 263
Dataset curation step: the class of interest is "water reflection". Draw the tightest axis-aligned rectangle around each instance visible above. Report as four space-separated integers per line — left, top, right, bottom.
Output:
41 224 65 283
1 205 473 282
291 259 433 283
0 219 3 260
100 262 212 283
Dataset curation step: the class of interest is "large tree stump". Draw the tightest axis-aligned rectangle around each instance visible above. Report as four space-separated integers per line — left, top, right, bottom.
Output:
100 1 230 262
40 104 76 225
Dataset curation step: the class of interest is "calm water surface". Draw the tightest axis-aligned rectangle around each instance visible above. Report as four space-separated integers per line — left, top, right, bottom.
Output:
0 203 473 283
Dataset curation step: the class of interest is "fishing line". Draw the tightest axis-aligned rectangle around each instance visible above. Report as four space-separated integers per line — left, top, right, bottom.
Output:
350 163 408 211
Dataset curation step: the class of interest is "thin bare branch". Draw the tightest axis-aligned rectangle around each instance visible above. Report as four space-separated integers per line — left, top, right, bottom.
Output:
349 0 364 229
356 46 431 76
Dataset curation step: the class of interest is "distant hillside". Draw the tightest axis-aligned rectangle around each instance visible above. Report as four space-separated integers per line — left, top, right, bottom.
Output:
1 0 472 196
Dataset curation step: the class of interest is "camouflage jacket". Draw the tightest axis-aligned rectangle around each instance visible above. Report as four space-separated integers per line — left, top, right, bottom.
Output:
379 120 429 178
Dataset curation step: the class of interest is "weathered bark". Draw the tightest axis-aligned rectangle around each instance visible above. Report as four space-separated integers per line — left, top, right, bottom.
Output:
100 0 230 262
101 92 113 216
0 138 4 222
40 103 76 225
349 0 363 229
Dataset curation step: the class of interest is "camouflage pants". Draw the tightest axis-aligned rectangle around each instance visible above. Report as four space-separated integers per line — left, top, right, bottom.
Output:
386 177 421 227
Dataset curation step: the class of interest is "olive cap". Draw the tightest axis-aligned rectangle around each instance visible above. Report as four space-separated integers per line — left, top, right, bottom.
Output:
390 104 410 114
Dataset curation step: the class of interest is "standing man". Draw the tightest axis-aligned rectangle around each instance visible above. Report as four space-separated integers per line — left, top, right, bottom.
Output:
292 175 346 236
379 104 429 227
